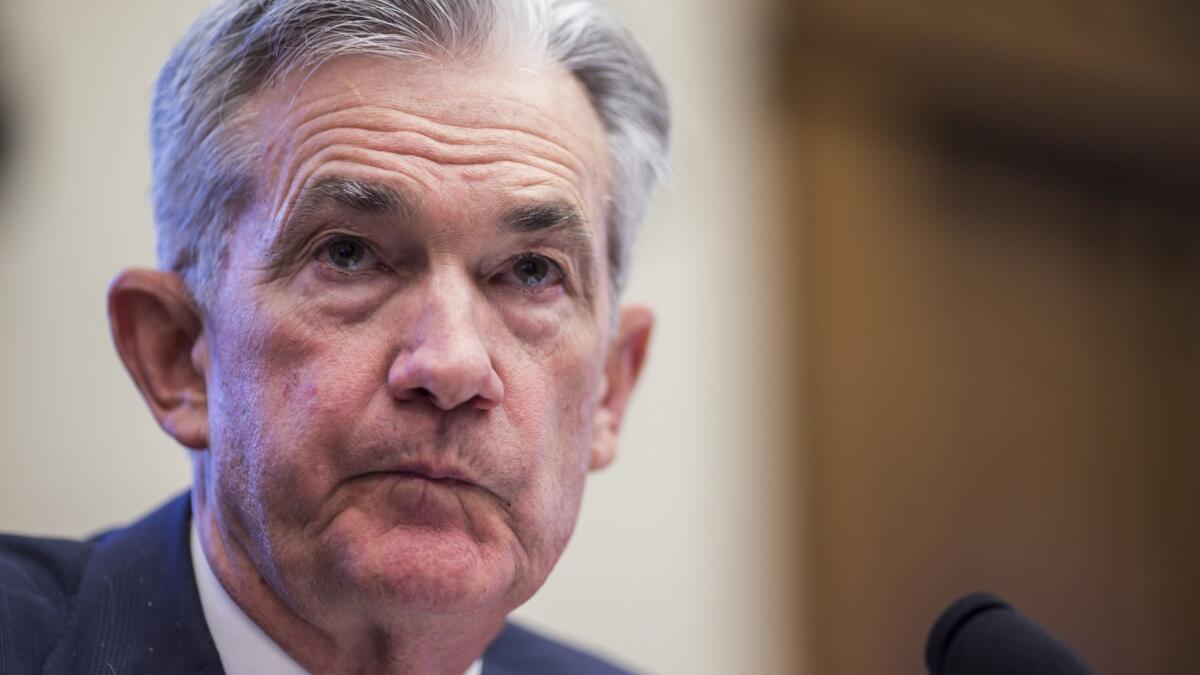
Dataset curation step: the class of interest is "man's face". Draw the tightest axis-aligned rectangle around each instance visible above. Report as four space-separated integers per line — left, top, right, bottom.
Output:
197 55 616 624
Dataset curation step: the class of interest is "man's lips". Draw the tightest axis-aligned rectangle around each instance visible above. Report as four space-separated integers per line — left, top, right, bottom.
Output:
360 461 511 508
378 461 477 486
390 470 474 488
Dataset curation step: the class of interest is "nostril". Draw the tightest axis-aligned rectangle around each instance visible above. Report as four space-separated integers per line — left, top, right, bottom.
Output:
469 394 498 410
398 386 436 403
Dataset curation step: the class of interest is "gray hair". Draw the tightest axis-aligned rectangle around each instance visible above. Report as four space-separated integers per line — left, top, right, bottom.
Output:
150 0 670 307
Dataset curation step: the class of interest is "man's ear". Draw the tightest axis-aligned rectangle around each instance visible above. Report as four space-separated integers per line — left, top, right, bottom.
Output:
107 268 209 450
589 305 654 471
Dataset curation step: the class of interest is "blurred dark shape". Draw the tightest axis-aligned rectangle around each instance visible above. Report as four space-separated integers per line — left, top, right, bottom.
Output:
927 593 1091 675
929 115 1199 214
0 41 10 195
0 86 10 180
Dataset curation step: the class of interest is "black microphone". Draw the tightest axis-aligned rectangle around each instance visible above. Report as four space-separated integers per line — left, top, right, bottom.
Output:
925 592 1092 675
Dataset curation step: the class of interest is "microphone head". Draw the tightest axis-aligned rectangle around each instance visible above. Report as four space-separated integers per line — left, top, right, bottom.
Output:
925 592 1092 675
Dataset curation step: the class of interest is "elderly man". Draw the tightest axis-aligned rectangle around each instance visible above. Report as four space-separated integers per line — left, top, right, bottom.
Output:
0 1 668 673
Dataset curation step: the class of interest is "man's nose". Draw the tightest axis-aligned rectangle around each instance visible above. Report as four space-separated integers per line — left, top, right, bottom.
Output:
385 275 504 411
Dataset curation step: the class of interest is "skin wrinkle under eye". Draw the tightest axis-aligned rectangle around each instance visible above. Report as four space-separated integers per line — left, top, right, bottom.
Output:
258 242 589 372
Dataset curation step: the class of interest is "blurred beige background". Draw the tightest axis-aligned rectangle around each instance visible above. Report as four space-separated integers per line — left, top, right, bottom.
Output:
0 2 797 675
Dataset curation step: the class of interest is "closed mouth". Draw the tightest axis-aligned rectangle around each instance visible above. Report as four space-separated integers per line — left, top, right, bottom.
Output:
390 470 475 488
362 464 511 508
350 458 511 506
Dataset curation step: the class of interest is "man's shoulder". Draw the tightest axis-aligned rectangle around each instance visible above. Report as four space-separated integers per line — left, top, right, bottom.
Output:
485 621 637 675
0 494 224 674
0 530 97 598
0 531 99 671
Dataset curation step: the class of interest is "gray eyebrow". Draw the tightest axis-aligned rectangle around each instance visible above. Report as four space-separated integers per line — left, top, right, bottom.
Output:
502 202 584 234
295 176 407 218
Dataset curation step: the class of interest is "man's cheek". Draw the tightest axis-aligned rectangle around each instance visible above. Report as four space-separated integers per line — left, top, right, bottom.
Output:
261 366 361 475
554 345 606 448
219 328 364 500
534 353 604 512
251 304 370 423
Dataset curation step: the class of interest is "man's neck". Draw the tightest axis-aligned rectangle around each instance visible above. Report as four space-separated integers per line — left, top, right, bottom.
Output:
191 489 500 675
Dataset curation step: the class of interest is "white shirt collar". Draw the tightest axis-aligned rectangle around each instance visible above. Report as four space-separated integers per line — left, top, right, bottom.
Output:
191 521 483 675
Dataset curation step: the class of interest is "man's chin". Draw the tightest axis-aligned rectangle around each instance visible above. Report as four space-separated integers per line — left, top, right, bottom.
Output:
321 522 519 617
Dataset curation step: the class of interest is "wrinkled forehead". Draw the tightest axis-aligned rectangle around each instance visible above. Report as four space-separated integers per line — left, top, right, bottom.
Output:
241 54 612 235
255 52 605 133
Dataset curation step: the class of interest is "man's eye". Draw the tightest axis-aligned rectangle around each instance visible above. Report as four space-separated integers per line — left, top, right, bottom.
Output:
508 254 563 290
319 236 371 271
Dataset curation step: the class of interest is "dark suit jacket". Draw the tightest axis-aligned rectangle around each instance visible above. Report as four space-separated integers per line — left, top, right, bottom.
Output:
0 493 632 674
